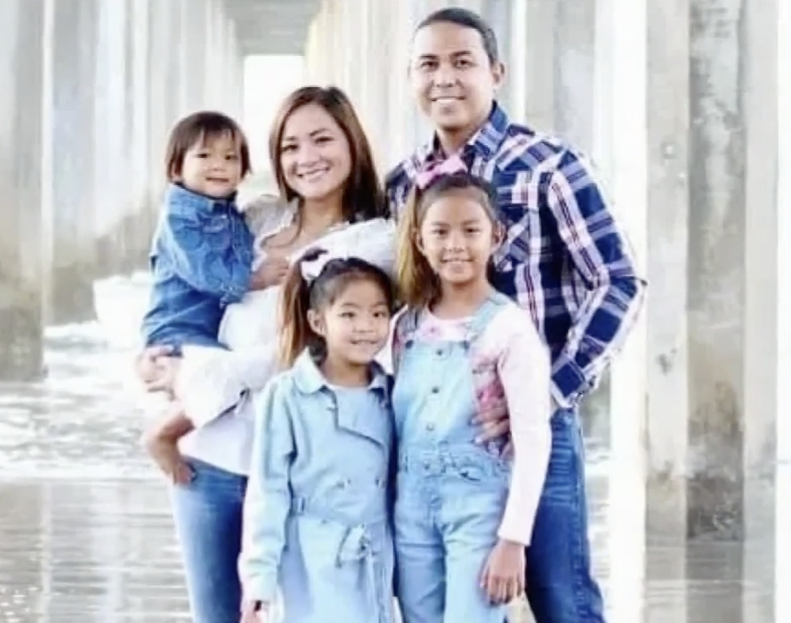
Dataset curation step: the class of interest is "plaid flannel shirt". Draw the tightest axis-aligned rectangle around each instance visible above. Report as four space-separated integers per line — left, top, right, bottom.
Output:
385 103 646 408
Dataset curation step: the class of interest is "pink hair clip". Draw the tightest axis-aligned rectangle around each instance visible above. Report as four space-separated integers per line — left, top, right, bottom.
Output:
414 153 468 189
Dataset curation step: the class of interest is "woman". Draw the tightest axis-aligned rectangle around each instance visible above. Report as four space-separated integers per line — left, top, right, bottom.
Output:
136 86 395 623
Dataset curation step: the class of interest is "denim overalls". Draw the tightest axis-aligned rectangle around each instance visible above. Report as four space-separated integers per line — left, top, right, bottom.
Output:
391 292 512 623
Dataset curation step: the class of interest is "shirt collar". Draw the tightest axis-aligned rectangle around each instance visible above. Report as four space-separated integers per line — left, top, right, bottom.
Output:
166 183 239 215
292 348 390 397
413 101 510 170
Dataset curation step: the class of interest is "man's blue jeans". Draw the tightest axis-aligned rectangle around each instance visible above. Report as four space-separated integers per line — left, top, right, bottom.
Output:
170 458 248 623
524 408 606 622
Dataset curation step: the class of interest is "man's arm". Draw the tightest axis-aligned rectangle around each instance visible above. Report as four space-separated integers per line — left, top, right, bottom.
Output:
159 212 252 305
545 149 647 407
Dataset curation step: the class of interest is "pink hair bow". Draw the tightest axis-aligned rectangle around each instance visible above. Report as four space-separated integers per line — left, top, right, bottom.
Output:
414 153 468 189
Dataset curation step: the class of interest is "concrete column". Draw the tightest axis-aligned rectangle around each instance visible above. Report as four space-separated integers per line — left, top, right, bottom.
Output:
359 0 393 170
303 7 330 84
128 0 154 268
592 0 648 621
228 23 246 120
92 0 133 278
0 0 47 380
44 0 99 323
682 2 765 619
775 2 791 620
521 0 556 132
641 1 691 621
741 1 780 621
178 0 207 113
553 0 597 152
211 1 244 119
204 0 222 110
145 0 181 213
480 0 513 115
377 1 416 166
228 24 246 120
606 0 780 620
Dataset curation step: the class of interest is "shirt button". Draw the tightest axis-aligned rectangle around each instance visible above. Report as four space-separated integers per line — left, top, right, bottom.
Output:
431 387 439 394
426 423 435 432
436 349 443 356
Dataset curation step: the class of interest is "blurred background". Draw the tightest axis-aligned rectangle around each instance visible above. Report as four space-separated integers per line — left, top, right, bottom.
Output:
0 0 789 621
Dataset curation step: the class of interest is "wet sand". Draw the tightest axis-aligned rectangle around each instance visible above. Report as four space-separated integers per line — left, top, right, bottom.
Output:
0 291 781 622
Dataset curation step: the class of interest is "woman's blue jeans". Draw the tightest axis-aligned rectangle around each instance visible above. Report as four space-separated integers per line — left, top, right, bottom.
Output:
169 457 248 623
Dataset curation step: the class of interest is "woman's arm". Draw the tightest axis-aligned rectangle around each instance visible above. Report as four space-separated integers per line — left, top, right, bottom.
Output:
239 376 295 604
492 306 552 546
172 343 280 427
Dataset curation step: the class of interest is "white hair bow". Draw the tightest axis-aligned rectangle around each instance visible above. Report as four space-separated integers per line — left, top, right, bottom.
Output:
299 246 351 283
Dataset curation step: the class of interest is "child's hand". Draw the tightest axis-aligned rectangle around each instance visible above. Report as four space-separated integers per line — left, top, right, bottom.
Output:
240 600 268 623
480 539 525 605
252 257 290 290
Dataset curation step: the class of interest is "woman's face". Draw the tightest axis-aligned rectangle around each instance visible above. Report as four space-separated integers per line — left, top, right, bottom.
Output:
278 103 353 204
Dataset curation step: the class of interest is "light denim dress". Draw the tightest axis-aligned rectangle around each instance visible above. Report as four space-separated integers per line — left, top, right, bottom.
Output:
239 349 396 623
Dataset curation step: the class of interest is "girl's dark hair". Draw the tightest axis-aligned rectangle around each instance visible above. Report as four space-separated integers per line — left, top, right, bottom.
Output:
416 7 500 65
269 86 389 222
278 249 395 367
165 111 252 181
396 172 499 309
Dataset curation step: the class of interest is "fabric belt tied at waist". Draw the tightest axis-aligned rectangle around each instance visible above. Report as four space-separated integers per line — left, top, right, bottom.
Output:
291 496 387 623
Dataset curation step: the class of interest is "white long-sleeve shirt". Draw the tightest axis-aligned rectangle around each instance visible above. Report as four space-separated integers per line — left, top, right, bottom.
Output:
173 196 397 475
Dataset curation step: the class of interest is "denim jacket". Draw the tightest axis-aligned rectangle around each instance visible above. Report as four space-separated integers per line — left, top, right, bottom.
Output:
239 350 395 615
141 183 254 350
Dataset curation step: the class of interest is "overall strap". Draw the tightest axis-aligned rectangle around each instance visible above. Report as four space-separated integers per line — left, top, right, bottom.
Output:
464 291 511 345
391 306 421 374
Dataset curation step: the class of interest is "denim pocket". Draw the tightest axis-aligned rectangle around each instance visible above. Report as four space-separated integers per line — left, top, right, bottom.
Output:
201 215 232 249
452 456 509 485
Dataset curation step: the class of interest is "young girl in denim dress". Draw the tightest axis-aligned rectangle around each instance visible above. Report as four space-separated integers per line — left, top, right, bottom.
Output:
391 157 552 622
239 250 398 623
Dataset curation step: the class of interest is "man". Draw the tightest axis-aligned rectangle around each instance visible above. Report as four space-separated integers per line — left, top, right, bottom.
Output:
386 7 646 622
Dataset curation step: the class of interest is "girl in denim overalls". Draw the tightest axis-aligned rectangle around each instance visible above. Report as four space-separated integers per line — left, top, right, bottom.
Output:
392 158 552 622
239 250 398 623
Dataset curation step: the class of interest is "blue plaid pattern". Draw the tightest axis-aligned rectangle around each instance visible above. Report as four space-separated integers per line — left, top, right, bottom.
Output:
386 103 646 407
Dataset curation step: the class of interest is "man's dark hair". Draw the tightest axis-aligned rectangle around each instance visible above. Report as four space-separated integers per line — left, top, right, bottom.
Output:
416 7 500 65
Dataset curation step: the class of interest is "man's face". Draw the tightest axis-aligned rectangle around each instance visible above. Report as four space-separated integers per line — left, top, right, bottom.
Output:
409 21 503 142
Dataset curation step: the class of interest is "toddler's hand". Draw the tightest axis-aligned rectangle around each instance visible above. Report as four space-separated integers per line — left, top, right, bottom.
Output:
252 257 290 290
480 539 525 605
